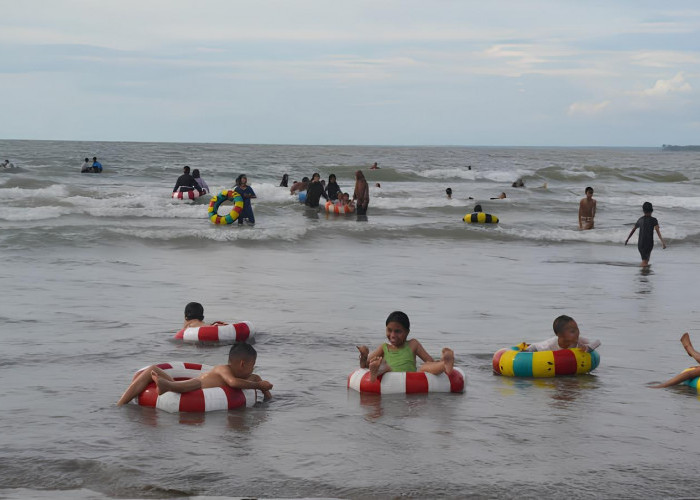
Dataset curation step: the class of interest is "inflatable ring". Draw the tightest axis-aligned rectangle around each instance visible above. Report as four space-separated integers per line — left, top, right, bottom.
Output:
492 343 600 377
172 189 204 200
681 368 700 391
347 367 465 394
463 212 498 223
131 362 260 412
325 201 355 215
174 321 254 343
208 190 244 224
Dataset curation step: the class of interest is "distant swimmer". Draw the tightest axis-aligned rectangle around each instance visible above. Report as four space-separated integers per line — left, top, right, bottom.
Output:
2 159 15 169
512 178 525 187
578 186 596 230
446 187 452 199
80 157 92 173
370 162 379 170
279 173 289 187
490 192 506 200
92 156 103 173
624 201 666 267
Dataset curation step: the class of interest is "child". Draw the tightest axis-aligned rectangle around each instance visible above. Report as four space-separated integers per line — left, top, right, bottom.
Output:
116 343 272 406
525 315 601 352
356 311 455 382
625 201 666 266
181 301 225 330
192 169 209 194
578 186 596 230
651 333 700 388
446 187 452 199
325 174 341 202
234 174 256 225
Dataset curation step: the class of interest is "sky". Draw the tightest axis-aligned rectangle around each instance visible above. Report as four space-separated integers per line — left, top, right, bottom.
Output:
0 0 699 146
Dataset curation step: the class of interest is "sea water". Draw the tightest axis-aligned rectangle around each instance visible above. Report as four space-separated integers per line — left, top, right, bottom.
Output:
1 140 700 499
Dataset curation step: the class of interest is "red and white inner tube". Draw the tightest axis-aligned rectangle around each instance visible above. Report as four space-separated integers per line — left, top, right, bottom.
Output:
131 361 260 412
172 189 205 200
347 367 465 394
174 322 254 343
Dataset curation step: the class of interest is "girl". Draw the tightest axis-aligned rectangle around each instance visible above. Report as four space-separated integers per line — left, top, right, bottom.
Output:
192 169 209 194
356 311 454 382
234 174 256 225
353 170 369 216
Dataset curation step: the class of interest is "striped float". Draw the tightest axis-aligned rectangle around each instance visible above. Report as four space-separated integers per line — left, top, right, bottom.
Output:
172 189 204 200
131 362 260 412
208 189 244 224
325 201 355 215
174 322 254 343
463 212 499 223
347 367 465 394
492 343 600 377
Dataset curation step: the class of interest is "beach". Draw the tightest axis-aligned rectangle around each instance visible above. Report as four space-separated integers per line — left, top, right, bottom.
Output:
1 139 700 498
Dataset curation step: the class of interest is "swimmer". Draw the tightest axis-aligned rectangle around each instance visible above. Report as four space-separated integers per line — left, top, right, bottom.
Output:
80 158 92 173
173 166 203 195
369 162 379 170
280 173 289 187
512 178 525 188
192 169 209 194
650 333 700 388
578 187 596 230
116 343 272 406
490 192 506 200
290 176 309 195
446 187 452 199
524 315 601 352
356 311 455 382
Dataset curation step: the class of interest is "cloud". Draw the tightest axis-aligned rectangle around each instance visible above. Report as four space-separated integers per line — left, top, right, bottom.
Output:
636 72 692 96
567 100 611 116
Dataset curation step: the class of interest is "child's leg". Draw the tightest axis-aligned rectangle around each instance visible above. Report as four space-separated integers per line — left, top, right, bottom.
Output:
117 365 173 406
418 348 455 375
152 370 203 395
650 366 700 388
369 356 390 382
680 333 700 363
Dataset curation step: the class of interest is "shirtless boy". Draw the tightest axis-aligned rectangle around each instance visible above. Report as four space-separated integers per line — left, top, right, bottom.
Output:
579 187 596 230
116 343 272 405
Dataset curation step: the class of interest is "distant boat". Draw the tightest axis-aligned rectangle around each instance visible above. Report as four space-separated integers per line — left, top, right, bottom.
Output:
662 144 700 151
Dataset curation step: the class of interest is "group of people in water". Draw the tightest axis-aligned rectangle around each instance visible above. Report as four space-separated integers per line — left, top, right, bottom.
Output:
79 157 103 173
116 301 700 407
285 169 371 215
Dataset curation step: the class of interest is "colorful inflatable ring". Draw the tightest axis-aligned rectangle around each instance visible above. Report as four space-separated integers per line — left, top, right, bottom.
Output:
325 201 355 215
174 321 254 343
463 212 499 223
347 367 465 394
681 368 700 391
208 190 244 224
131 362 260 412
492 343 600 377
172 189 205 201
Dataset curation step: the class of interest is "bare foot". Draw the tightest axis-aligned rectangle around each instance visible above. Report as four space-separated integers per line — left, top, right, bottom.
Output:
369 356 382 382
442 348 454 375
357 345 369 368
151 370 170 396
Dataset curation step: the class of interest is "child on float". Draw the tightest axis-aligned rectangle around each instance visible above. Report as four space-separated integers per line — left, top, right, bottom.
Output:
650 333 700 388
525 315 601 352
341 192 355 211
356 311 455 382
116 343 273 406
181 301 226 330
234 174 256 225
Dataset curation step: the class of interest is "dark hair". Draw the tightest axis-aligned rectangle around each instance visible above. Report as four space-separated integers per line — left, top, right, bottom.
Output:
585 186 593 194
84 158 89 162
183 166 191 174
553 315 575 335
473 204 482 212
280 174 289 187
329 174 337 182
386 311 410 331
235 174 247 186
184 302 204 321
312 172 320 180
192 169 200 179
446 188 452 195
642 201 653 213
229 342 257 362
302 176 309 182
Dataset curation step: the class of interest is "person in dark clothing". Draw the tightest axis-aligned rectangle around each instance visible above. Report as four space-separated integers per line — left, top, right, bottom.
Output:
325 174 341 202
305 172 328 208
625 201 666 266
173 166 203 194
353 170 369 216
280 174 289 187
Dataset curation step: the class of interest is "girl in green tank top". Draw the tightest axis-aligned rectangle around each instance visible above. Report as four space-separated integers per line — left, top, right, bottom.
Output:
382 342 417 372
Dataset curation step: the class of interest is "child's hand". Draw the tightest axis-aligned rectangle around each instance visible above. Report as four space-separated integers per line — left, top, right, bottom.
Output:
258 380 273 391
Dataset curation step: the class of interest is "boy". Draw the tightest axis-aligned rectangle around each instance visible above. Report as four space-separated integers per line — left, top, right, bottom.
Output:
525 315 601 352
117 343 272 406
651 333 700 388
625 201 666 267
578 187 596 230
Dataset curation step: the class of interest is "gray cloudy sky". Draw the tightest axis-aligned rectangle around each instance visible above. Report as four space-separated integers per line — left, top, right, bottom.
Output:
1 0 698 146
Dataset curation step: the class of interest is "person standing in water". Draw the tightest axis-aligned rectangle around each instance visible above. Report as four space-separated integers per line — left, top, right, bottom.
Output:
80 158 92 173
625 201 666 267
234 174 256 225
578 187 596 230
353 170 369 216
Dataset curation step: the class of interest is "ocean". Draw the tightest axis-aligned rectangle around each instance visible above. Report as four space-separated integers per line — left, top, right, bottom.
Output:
1 139 700 499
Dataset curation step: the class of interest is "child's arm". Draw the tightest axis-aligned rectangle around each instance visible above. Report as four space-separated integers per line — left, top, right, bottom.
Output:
624 226 637 245
366 345 384 362
216 367 273 391
655 225 667 249
411 339 436 363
